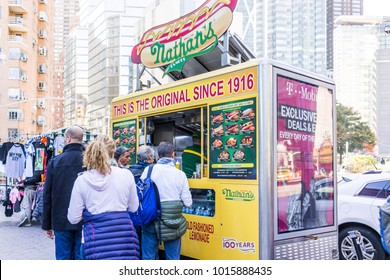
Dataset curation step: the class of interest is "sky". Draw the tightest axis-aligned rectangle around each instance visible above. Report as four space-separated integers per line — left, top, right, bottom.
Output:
364 0 390 16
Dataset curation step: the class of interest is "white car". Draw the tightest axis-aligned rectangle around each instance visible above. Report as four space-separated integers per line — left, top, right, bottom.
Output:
338 172 390 260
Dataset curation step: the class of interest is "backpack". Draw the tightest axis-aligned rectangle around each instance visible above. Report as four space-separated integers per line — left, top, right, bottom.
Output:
3 188 13 217
379 196 390 254
129 165 161 226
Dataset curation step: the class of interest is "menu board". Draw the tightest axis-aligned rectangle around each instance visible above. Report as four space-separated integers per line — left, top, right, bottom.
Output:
112 119 137 165
209 98 257 179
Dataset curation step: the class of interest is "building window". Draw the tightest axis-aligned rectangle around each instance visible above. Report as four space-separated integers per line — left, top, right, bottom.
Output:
8 88 25 100
8 68 21 80
38 81 46 91
8 129 19 139
8 109 23 120
39 46 47 56
8 48 21 60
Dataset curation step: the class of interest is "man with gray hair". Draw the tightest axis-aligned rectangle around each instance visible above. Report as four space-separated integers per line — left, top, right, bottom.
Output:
129 145 155 183
129 144 155 258
42 125 85 259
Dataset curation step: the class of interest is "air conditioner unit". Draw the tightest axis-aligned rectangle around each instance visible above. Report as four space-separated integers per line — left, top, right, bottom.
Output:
33 8 38 13
20 55 27 61
39 13 47 21
32 39 37 45
37 120 44 126
21 76 27 81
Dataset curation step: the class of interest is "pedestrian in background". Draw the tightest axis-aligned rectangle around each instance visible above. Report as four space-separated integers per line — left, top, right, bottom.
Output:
114 146 130 168
42 125 85 260
67 138 140 260
141 141 192 260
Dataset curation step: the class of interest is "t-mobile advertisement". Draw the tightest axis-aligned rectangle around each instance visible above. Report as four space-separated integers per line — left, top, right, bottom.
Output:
277 75 334 234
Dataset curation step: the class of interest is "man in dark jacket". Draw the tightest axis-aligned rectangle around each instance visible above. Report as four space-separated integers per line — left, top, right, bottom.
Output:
42 126 85 260
129 145 154 183
128 144 154 258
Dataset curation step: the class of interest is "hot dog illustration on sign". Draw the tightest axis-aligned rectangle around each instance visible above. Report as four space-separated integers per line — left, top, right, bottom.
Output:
131 0 238 76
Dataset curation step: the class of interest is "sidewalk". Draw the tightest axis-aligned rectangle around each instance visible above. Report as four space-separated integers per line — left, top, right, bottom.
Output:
0 205 55 260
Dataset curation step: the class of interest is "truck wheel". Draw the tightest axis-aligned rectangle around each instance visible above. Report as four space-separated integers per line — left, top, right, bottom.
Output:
339 226 386 260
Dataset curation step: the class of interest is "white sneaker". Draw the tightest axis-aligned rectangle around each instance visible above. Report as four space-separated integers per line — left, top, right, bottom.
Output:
18 216 28 227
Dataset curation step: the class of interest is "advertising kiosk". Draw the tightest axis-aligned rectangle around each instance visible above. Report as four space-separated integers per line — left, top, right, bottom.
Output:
111 59 338 259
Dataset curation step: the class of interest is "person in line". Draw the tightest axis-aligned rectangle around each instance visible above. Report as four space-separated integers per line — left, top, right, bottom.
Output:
128 144 155 258
42 126 85 260
96 135 118 167
129 145 155 183
182 132 203 178
114 146 130 168
67 138 139 260
141 141 192 260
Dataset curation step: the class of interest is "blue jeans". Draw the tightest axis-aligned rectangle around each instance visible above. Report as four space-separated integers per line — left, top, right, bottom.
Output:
142 222 182 260
54 230 82 260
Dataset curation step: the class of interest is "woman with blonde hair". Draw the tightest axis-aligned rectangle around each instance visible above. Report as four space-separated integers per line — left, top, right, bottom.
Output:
95 135 118 166
67 138 140 260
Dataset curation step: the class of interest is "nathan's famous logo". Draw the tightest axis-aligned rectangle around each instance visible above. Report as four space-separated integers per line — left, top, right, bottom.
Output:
131 0 238 76
222 238 255 253
222 188 255 201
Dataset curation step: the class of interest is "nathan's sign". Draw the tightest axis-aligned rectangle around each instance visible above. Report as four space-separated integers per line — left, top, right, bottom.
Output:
131 0 238 76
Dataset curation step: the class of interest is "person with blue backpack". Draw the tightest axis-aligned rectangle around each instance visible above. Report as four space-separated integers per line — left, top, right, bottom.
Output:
140 141 192 260
129 145 155 183
129 144 155 258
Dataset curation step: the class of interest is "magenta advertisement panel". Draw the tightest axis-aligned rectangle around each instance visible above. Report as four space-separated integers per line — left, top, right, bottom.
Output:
277 75 334 234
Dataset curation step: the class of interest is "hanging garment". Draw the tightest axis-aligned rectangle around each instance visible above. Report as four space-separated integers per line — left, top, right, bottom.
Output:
24 143 35 178
9 187 21 204
53 135 65 156
3 188 13 217
1 142 14 164
5 144 26 179
33 141 47 177
32 184 44 223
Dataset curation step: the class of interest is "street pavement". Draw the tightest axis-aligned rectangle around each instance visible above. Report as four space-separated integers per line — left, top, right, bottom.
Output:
0 205 55 260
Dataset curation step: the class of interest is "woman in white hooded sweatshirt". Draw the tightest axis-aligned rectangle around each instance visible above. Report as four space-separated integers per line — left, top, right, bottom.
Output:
67 138 140 260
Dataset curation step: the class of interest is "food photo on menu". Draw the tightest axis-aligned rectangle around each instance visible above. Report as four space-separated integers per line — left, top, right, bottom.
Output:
112 119 137 164
209 98 257 179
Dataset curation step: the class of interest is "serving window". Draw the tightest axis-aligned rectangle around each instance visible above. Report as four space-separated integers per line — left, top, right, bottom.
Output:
139 107 208 179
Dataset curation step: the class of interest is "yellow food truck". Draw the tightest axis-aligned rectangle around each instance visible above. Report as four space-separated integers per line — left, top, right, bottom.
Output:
111 59 338 260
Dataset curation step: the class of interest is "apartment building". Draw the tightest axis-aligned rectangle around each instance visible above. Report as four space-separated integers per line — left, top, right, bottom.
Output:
0 0 54 141
333 16 390 152
53 0 80 129
79 0 153 135
326 0 363 72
